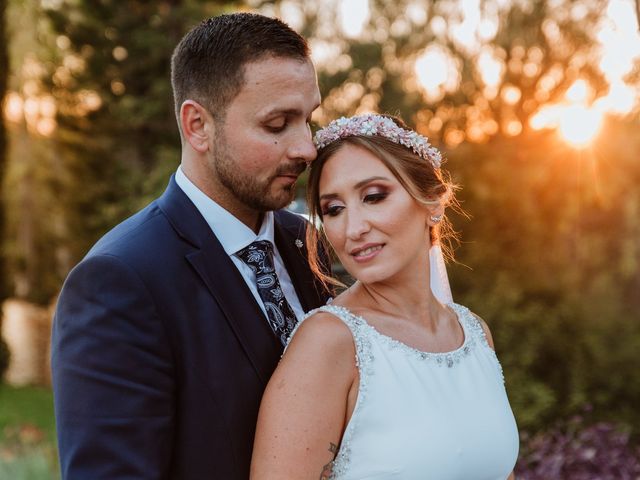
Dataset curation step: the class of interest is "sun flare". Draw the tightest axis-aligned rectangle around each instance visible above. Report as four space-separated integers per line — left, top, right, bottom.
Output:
558 105 602 147
530 101 603 148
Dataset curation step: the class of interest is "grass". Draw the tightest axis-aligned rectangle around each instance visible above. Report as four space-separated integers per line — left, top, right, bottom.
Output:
0 384 56 439
0 384 60 479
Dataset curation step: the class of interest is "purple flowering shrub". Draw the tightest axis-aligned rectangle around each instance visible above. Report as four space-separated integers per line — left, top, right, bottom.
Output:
516 418 640 480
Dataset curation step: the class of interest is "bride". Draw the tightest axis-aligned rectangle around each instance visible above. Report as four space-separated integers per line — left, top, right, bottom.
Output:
250 113 519 480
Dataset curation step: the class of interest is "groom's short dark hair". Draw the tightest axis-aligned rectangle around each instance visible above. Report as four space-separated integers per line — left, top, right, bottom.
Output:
171 12 310 123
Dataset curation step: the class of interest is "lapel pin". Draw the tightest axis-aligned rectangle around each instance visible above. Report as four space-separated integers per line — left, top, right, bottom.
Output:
295 239 304 248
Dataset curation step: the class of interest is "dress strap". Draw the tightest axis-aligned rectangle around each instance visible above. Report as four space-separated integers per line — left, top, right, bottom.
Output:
287 305 365 345
451 303 506 384
287 304 375 388
304 304 365 331
450 303 492 350
292 303 364 343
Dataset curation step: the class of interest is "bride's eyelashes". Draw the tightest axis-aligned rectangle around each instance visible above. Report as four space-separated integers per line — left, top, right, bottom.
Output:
321 201 344 217
361 182 392 205
320 189 390 217
363 191 388 204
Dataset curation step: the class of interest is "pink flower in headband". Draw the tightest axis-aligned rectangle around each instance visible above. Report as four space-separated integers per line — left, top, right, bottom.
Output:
313 113 442 168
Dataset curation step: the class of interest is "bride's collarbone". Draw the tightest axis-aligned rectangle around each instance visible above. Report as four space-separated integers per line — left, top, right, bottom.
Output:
352 307 464 354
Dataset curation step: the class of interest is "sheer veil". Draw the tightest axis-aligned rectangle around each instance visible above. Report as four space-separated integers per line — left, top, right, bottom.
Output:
429 244 453 304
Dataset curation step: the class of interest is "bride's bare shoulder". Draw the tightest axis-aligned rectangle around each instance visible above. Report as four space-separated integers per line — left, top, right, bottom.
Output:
294 310 351 341
289 308 355 352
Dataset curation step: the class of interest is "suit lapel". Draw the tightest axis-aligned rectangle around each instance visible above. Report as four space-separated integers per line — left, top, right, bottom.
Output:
158 176 281 385
185 248 281 384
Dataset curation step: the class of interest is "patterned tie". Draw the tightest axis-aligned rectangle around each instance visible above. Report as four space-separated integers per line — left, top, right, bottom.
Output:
236 240 298 346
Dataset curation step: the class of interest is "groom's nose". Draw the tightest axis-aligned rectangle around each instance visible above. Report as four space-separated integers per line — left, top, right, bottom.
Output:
287 125 317 163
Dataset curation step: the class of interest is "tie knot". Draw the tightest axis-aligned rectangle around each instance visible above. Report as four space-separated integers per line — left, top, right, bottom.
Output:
237 240 275 273
250 240 273 254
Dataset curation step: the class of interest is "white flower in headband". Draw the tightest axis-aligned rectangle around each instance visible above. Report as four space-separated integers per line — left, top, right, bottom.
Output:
313 113 442 168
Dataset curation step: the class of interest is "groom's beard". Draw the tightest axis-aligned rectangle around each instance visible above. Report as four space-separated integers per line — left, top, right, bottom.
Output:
212 134 305 213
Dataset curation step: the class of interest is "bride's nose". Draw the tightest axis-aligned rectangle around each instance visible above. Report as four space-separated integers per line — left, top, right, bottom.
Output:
345 207 371 240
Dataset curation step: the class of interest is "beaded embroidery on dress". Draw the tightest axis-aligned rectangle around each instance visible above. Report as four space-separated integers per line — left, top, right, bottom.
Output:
290 302 519 480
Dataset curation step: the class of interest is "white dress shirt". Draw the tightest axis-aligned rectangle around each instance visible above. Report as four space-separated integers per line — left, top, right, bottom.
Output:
174 166 305 321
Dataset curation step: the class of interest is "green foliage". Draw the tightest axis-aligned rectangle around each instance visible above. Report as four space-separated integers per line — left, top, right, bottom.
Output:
447 119 640 433
306 0 608 144
4 1 244 304
41 1 195 252
0 385 56 441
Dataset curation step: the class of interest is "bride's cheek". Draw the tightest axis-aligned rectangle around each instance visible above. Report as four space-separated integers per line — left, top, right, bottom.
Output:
324 225 342 248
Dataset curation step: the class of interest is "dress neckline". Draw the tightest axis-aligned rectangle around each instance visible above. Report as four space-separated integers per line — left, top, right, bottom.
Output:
324 303 470 358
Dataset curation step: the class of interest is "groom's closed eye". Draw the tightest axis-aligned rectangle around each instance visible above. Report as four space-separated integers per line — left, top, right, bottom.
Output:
265 118 287 133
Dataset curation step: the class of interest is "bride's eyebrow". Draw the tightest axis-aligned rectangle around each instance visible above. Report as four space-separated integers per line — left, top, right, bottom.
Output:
319 176 392 201
354 176 392 189
319 193 339 201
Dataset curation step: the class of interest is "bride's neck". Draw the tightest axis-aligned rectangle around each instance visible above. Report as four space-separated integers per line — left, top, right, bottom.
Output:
347 273 437 325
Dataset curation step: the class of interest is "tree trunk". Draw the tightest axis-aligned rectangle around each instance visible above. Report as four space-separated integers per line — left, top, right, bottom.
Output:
0 0 9 302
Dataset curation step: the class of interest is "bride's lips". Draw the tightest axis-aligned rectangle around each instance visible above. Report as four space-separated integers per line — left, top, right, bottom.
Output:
350 243 384 262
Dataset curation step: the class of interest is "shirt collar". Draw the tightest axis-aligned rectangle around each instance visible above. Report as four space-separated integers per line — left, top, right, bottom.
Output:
175 166 275 256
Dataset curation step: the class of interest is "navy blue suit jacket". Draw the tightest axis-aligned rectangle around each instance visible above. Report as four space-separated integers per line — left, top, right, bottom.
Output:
51 176 331 479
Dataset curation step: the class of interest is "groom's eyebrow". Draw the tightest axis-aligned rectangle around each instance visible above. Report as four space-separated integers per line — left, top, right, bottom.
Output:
261 107 306 118
262 102 321 118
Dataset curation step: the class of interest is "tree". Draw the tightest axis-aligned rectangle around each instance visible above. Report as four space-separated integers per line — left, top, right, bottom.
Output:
0 0 9 381
2 1 243 303
261 0 611 145
0 0 8 302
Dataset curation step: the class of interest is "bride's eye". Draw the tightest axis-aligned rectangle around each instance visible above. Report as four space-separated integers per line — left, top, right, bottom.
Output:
321 202 344 217
363 190 388 204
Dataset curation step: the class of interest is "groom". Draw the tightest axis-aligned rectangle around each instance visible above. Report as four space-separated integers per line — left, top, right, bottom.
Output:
51 13 330 479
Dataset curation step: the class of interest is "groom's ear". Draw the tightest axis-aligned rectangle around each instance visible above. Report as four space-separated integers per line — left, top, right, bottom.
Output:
180 100 213 154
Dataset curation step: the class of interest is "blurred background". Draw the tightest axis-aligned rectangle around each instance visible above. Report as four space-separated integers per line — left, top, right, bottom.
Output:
0 0 639 478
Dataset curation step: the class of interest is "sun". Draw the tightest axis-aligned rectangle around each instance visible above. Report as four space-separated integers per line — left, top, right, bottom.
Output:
557 105 602 147
530 103 603 148
530 77 607 148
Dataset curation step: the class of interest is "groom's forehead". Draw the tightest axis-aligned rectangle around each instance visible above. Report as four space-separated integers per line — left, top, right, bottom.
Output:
226 58 320 116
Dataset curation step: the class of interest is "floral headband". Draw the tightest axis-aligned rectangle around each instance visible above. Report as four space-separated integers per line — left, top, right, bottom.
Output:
313 113 442 169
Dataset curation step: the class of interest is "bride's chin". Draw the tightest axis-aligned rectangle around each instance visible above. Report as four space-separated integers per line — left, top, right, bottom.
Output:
347 268 390 286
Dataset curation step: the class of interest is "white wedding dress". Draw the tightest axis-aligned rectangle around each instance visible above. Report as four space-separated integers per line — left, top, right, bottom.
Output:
296 303 519 480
